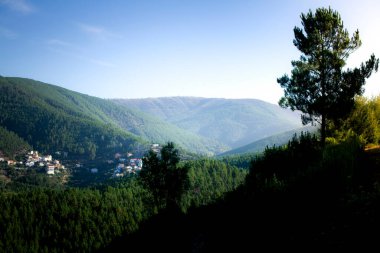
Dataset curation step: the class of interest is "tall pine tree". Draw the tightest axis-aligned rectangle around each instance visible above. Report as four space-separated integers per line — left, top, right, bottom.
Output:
139 142 189 210
277 7 379 145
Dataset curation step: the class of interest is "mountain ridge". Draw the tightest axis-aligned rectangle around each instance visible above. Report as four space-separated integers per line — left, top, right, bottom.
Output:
0 77 226 157
113 97 303 148
219 125 318 156
1 76 305 157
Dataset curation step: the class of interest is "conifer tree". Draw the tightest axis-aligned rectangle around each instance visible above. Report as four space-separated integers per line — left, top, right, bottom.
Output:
278 7 379 145
140 142 189 209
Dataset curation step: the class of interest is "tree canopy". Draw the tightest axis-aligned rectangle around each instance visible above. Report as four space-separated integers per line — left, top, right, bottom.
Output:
277 7 379 145
139 142 189 210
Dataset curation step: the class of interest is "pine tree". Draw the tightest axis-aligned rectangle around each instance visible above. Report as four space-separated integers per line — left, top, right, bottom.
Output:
277 7 379 145
139 142 189 209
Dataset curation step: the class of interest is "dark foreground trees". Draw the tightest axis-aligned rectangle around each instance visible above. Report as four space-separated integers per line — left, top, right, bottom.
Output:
278 7 379 145
139 142 189 210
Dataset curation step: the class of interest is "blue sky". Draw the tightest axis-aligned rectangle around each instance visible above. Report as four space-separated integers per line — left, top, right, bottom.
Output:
1 0 380 104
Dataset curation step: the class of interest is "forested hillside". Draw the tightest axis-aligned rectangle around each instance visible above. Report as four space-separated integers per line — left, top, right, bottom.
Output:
0 77 226 157
114 97 302 148
0 77 304 157
0 77 142 159
103 134 380 252
220 125 317 156
0 126 31 159
0 154 247 253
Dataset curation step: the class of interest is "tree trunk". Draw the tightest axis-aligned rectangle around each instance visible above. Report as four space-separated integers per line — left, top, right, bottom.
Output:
321 42 326 147
321 114 326 147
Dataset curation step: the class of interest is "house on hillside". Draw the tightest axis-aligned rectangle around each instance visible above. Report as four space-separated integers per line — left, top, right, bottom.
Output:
26 161 35 167
46 165 55 175
126 166 133 173
29 150 39 157
7 160 15 166
90 168 98 173
130 158 143 169
151 144 160 153
43 155 52 162
0 157 4 162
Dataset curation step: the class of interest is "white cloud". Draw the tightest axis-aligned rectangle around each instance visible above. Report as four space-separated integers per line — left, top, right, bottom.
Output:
46 39 73 47
78 23 104 35
77 22 121 40
0 0 35 13
0 26 17 39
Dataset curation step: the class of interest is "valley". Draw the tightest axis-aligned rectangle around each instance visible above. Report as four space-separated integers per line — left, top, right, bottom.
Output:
0 76 305 186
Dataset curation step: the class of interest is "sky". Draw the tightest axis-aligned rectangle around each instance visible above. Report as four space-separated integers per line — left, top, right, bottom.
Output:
1 0 380 104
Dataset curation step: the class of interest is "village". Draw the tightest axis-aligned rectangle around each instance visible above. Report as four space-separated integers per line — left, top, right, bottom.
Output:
67 143 161 182
0 143 162 185
111 155 143 178
0 150 67 175
110 143 160 178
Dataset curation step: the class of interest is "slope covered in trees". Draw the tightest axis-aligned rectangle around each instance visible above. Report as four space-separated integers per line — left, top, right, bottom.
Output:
0 77 142 159
104 134 380 252
329 96 380 144
220 125 317 156
0 77 226 156
0 126 31 159
113 97 302 148
0 153 247 253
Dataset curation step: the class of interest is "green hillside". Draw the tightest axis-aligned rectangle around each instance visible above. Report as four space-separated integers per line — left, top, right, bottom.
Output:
113 97 303 148
103 104 228 155
220 125 318 156
0 126 31 159
0 76 143 159
0 77 226 156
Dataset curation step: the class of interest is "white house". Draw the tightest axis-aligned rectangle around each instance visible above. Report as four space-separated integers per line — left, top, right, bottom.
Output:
46 165 55 175
26 161 35 167
43 155 52 162
126 166 133 173
90 168 98 173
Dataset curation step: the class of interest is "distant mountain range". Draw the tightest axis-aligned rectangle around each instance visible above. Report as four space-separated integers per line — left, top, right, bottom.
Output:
0 77 225 158
113 97 303 148
0 76 307 158
219 125 318 156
